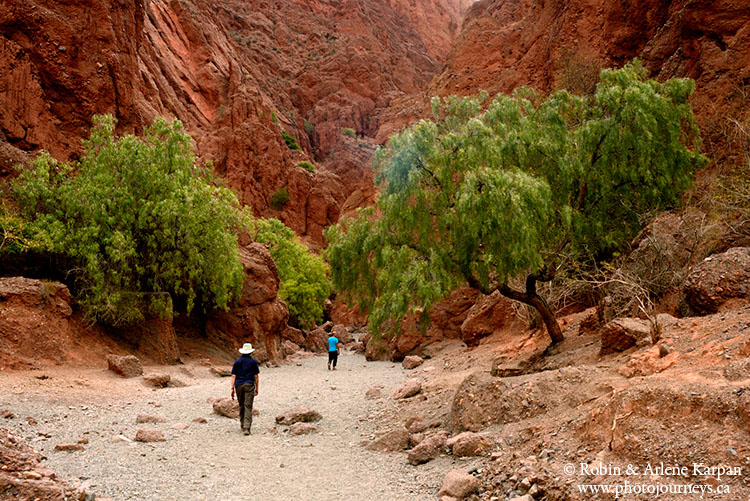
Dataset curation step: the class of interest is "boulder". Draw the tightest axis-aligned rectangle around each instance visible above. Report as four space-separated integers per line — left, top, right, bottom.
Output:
206 244 289 363
407 432 447 465
392 379 422 400
365 427 410 452
209 367 232 377
135 429 166 443
212 397 240 419
684 247 750 314
136 414 166 424
275 408 322 425
364 334 390 361
302 328 328 353
447 432 492 457
289 422 319 436
460 291 516 346
143 373 171 388
107 300 180 364
438 469 480 498
282 326 306 347
600 318 651 355
106 354 143 378
282 340 301 356
402 356 424 370
331 324 354 344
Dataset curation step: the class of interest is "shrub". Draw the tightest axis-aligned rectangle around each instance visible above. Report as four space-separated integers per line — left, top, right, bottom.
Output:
341 127 356 138
12 115 247 325
270 187 290 209
253 218 331 328
297 160 316 172
271 111 278 124
282 131 301 150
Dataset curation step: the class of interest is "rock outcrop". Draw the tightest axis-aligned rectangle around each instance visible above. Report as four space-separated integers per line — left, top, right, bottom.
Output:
206 243 289 363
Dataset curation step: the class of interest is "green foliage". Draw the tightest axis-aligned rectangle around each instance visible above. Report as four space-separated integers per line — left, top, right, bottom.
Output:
13 115 248 326
304 120 315 137
341 127 356 138
271 111 278 124
253 218 330 328
326 61 707 337
282 131 301 150
297 160 316 173
270 188 290 210
0 205 40 255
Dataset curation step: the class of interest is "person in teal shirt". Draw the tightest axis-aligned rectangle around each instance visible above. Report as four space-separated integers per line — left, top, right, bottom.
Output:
327 334 341 370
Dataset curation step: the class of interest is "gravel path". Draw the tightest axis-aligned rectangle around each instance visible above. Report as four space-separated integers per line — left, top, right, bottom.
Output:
2 352 450 500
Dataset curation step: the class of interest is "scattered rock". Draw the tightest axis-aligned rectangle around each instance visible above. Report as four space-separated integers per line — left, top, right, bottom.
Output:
275 408 322 425
600 318 651 355
76 437 89 444
54 443 85 452
192 417 208 424
1 409 15 419
402 355 424 370
289 422 318 436
366 427 410 452
136 414 166 424
438 469 480 498
106 354 143 378
112 435 132 443
135 429 166 443
212 397 240 419
392 379 422 400
332 324 354 344
172 423 189 430
282 340 301 356
407 432 447 465
143 373 171 388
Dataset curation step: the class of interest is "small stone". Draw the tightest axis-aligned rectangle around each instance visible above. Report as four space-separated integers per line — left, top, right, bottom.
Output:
391 379 422 400
172 423 189 430
275 408 322 425
365 388 383 400
135 429 166 443
136 414 166 424
659 344 671 358
727 445 738 457
143 373 171 388
77 437 89 444
402 356 424 370
529 484 539 497
54 443 84 452
22 471 43 480
192 417 208 424
112 435 132 443
1 409 15 419
289 422 318 436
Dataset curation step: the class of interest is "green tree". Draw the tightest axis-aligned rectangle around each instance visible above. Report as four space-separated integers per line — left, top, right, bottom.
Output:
253 218 330 328
13 115 248 325
326 62 706 344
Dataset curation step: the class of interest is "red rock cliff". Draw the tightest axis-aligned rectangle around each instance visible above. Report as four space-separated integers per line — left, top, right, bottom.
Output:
0 0 468 245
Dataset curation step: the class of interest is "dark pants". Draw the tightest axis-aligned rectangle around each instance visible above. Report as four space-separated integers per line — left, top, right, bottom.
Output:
236 382 255 431
328 350 338 368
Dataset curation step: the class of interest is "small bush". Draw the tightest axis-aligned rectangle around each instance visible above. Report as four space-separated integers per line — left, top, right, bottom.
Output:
298 161 316 172
282 131 301 150
341 127 356 138
304 120 315 137
270 187 290 209
271 111 278 124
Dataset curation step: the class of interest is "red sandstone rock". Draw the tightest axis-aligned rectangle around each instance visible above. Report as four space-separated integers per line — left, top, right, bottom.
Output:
392 379 422 400
212 397 240 419
275 408 322 426
407 431 448 465
365 427 410 452
289 422 319 436
106 354 144 378
136 414 166 424
135 429 166 443
684 247 750 314
438 469 480 498
206 243 289 363
600 318 652 355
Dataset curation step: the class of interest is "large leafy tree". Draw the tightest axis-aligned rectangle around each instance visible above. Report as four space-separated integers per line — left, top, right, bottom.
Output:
326 62 706 343
253 218 331 328
13 115 248 325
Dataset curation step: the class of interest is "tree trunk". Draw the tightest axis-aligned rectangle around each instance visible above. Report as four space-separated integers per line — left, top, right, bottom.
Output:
499 276 564 344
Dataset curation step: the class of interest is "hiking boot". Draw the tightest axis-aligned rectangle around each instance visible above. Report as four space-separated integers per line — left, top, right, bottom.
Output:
327 363 331 370
243 429 250 436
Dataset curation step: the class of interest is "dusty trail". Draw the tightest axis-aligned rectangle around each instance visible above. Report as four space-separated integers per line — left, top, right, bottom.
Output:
2 352 450 500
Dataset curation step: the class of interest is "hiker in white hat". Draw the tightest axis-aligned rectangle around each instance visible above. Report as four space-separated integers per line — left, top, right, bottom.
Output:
231 342 260 435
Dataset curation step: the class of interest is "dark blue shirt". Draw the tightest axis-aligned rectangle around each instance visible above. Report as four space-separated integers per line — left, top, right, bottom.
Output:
231 355 260 387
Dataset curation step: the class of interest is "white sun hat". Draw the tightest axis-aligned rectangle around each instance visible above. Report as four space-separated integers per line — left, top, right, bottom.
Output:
238 343 255 354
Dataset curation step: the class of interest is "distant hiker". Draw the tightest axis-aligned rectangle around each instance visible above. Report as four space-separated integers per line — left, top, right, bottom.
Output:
327 333 341 370
231 343 260 435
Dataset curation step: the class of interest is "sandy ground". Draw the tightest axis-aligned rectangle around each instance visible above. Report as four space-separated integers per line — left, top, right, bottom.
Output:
0 351 462 501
